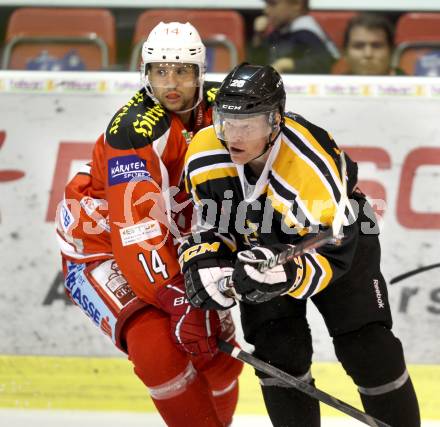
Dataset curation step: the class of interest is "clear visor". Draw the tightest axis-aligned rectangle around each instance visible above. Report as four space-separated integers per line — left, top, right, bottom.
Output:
147 62 199 88
213 109 276 142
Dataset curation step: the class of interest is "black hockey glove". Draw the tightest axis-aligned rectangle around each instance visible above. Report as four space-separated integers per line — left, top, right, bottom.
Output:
232 244 304 304
178 230 237 310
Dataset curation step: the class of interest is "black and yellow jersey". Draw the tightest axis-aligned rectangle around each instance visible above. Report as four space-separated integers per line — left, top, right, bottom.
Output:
184 113 360 299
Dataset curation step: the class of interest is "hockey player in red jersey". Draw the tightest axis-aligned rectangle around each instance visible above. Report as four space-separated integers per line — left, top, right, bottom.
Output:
55 22 242 427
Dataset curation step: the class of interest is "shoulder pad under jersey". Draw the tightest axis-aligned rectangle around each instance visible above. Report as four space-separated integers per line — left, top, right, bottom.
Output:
203 81 221 107
106 88 170 150
284 111 306 124
285 110 336 149
284 111 358 189
284 111 333 145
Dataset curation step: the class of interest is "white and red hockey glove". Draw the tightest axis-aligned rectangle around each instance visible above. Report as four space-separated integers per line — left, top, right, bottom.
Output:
156 278 235 357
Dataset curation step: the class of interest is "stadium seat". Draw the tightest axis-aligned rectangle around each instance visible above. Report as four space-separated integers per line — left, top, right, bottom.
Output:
1 8 116 71
130 9 245 72
393 13 440 76
310 11 357 53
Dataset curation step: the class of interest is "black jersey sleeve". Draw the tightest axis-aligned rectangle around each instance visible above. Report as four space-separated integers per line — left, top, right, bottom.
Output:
106 88 171 150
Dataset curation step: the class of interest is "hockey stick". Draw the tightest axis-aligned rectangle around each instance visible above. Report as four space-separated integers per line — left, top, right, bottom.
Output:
218 227 335 295
218 340 390 427
217 227 335 296
390 262 440 284
237 226 336 273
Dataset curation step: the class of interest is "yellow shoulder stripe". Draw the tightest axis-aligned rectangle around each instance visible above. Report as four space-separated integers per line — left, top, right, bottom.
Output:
185 126 224 162
267 185 309 235
273 141 336 226
190 166 238 189
284 117 341 181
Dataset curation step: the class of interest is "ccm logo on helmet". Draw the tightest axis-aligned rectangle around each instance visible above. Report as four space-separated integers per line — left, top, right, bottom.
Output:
222 105 242 110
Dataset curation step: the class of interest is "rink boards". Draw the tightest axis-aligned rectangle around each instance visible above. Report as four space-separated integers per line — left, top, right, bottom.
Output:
0 71 439 362
0 354 439 422
0 71 439 419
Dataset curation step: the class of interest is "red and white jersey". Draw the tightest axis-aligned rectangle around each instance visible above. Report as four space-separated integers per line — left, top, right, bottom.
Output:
56 83 219 306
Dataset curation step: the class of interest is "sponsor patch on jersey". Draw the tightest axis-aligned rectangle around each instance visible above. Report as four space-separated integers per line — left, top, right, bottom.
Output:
60 201 74 232
89 260 137 309
108 155 151 186
80 196 102 215
181 129 193 145
119 220 162 246
80 196 110 232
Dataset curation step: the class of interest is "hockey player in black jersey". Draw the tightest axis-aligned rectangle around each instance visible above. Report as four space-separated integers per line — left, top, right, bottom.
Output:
179 63 420 427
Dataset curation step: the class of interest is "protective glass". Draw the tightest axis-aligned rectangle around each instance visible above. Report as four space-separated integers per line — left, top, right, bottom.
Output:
213 108 276 142
147 62 199 88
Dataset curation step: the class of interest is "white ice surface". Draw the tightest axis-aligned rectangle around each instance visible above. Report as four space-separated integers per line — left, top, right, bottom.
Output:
0 409 438 427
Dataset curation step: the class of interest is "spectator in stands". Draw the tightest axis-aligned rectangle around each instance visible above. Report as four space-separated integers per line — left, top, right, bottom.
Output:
249 0 339 74
343 13 404 75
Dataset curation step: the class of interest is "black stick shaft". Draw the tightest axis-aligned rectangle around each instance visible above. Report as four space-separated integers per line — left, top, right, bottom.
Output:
256 227 335 273
218 340 390 427
390 263 440 284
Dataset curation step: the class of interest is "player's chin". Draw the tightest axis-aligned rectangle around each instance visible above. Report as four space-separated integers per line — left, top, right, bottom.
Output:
229 150 248 165
162 99 185 112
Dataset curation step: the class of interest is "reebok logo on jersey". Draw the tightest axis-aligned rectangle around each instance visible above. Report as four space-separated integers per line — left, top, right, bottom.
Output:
373 279 385 308
108 155 151 186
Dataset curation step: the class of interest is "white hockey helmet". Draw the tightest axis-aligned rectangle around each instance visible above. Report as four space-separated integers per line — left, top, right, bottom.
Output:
141 22 206 109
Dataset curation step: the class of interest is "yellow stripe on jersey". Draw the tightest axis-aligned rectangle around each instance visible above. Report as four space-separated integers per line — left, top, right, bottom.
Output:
285 116 341 182
266 186 288 217
267 185 308 235
273 139 337 226
189 166 238 192
289 256 314 298
185 126 224 162
216 233 238 253
311 253 332 293
266 185 304 235
185 126 233 203
288 253 332 299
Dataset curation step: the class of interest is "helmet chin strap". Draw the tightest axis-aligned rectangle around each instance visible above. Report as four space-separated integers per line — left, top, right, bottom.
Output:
172 90 203 115
145 81 203 115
